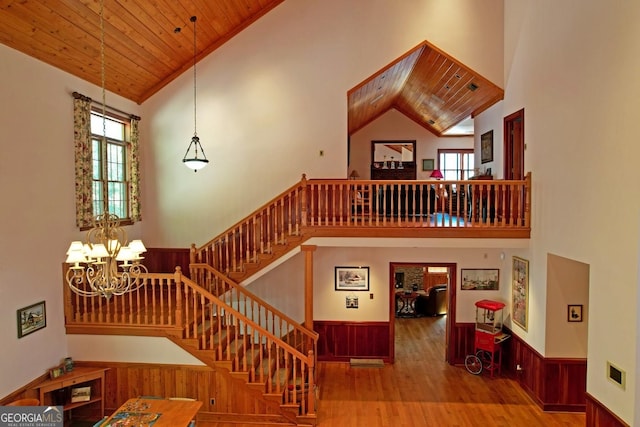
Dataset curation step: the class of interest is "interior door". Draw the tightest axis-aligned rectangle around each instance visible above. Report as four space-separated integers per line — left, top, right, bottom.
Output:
504 109 525 180
503 109 525 223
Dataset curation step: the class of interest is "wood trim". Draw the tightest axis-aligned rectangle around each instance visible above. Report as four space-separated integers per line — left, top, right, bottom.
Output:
314 321 391 362
502 330 587 412
144 247 190 276
586 393 630 427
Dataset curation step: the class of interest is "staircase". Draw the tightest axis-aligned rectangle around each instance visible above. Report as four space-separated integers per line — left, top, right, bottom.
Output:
64 266 318 426
64 174 532 425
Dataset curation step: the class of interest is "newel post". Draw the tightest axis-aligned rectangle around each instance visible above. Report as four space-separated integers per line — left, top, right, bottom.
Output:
301 174 308 227
174 266 183 329
307 349 316 415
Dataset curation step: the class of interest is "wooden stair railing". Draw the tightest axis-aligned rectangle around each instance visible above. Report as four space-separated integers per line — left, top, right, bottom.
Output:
189 263 318 360
63 268 318 422
192 173 532 280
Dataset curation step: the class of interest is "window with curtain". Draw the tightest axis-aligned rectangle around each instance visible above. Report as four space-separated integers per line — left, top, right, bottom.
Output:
73 92 141 228
90 110 129 219
438 149 474 181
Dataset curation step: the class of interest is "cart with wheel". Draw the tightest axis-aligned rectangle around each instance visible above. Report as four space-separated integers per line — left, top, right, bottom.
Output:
465 299 510 376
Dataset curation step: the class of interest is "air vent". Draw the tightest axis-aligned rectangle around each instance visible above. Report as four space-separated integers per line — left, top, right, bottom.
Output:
468 83 479 91
607 361 625 389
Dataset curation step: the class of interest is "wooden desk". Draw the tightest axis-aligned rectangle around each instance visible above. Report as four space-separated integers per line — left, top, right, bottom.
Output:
33 367 107 421
100 398 202 427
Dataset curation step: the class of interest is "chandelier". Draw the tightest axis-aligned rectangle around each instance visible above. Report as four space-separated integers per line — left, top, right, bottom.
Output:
65 214 148 299
182 15 209 171
65 0 147 299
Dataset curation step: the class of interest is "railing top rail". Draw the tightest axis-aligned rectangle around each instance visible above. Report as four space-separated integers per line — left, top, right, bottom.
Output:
191 263 319 341
306 178 528 184
178 273 310 362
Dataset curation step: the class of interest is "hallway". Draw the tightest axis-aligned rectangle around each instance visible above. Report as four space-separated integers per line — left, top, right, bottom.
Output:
314 316 585 427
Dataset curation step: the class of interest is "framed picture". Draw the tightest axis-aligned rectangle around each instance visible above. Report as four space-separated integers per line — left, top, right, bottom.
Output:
49 366 65 380
481 130 493 164
422 158 435 171
335 266 370 291
17 300 47 338
461 268 499 290
568 304 583 322
512 257 529 331
346 295 359 309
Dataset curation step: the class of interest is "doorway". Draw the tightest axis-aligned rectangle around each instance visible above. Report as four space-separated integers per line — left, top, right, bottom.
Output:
388 262 457 364
504 108 525 180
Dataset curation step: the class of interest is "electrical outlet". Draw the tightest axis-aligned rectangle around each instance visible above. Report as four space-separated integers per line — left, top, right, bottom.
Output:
319 150 324 156
369 293 374 299
210 398 215 405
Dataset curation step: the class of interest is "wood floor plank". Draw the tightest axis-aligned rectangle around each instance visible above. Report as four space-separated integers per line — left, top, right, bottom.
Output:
201 316 585 426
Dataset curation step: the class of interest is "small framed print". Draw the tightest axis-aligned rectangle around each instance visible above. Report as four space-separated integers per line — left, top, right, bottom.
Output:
422 158 435 171
17 300 46 338
568 304 583 322
346 296 359 309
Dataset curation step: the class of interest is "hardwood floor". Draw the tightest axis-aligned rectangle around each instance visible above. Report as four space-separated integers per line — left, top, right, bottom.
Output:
206 316 585 426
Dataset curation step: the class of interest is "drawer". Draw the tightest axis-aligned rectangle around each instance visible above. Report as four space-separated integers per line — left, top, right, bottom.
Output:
62 375 92 387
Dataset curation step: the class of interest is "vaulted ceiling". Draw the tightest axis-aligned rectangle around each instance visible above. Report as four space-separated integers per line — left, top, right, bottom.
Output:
0 1 503 136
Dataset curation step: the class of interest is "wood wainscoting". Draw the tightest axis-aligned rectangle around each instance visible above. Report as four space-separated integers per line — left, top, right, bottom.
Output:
73 361 294 425
453 322 586 413
144 247 190 275
586 393 630 427
314 321 391 362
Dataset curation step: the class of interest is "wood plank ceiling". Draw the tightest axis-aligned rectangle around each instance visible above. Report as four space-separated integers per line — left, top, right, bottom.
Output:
348 42 504 136
0 1 503 136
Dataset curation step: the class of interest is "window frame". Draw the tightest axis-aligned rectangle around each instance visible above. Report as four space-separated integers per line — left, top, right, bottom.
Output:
437 148 474 181
88 106 133 227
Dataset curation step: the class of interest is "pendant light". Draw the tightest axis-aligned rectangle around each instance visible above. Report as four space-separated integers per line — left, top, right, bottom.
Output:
182 15 209 171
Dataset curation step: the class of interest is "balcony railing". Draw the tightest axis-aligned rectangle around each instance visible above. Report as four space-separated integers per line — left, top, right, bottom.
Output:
193 174 531 277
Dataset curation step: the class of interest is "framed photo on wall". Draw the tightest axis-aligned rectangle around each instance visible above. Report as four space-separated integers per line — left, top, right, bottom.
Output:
568 304 583 322
511 257 529 331
335 266 370 291
422 158 435 171
461 268 499 290
17 300 47 338
481 130 494 164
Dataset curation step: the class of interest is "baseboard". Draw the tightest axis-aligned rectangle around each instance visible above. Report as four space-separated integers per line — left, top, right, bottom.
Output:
197 411 295 425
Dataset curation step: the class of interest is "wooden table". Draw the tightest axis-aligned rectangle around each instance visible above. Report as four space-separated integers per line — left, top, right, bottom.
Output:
99 398 202 427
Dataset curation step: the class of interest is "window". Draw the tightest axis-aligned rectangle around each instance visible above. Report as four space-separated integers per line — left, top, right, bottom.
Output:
73 91 140 229
91 110 131 220
438 149 474 181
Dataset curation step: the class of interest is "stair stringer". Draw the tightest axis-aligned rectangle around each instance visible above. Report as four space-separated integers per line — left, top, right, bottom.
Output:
165 333 311 426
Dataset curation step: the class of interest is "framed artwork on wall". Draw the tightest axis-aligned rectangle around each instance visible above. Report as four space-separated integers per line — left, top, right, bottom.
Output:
422 158 435 171
511 257 529 331
481 130 494 164
568 304 583 322
335 266 369 291
461 268 499 290
17 300 47 338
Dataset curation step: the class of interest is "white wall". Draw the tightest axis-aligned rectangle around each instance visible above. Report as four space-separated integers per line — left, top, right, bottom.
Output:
140 0 504 248
498 0 640 423
0 44 142 398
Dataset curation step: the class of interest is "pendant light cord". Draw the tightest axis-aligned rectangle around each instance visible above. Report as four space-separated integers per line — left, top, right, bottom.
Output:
191 16 197 137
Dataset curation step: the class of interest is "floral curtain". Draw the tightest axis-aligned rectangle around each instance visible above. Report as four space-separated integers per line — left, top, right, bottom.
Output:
72 92 94 228
72 92 142 227
130 116 141 222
